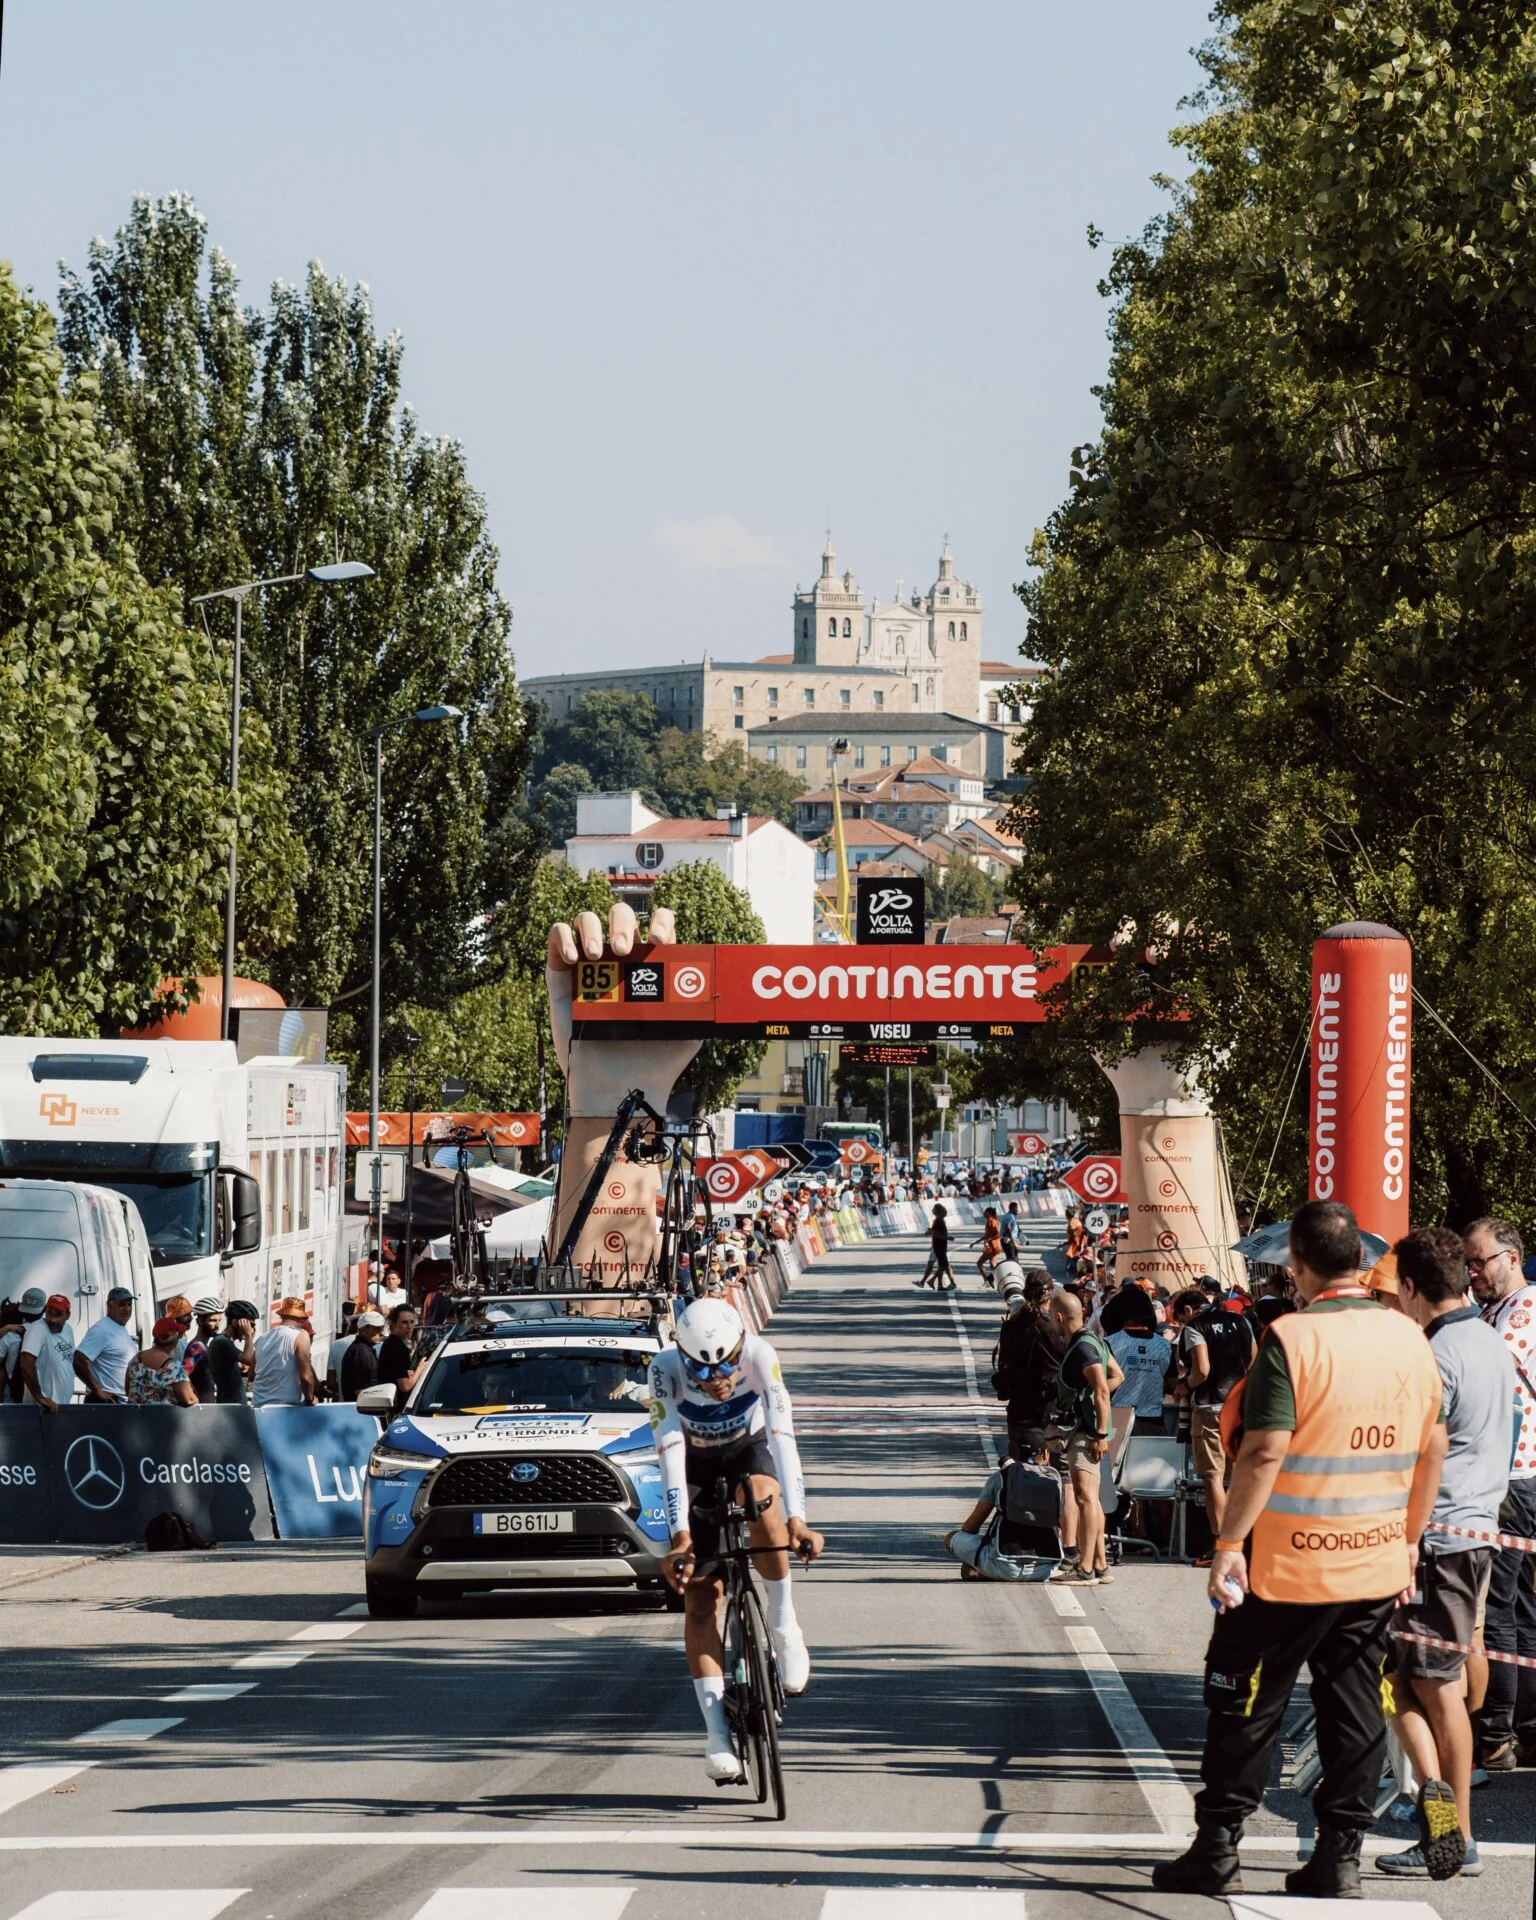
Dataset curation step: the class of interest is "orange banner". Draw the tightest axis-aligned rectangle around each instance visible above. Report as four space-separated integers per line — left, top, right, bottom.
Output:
344 1111 540 1150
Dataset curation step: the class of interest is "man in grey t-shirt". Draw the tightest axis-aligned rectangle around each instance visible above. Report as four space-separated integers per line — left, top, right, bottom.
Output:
1379 1227 1516 1881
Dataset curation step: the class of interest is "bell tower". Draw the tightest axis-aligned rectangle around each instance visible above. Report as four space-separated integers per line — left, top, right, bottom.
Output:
927 540 981 718
792 537 863 666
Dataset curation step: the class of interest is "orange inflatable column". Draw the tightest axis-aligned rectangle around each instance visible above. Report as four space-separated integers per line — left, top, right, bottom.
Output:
1309 921 1412 1243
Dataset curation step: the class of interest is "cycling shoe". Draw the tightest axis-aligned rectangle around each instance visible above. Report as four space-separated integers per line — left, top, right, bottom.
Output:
774 1624 811 1695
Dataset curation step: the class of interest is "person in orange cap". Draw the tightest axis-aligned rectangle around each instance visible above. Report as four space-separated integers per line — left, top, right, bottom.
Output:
251 1296 317 1406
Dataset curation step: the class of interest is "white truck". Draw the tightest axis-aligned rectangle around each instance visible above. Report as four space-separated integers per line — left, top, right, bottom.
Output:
0 1040 348 1368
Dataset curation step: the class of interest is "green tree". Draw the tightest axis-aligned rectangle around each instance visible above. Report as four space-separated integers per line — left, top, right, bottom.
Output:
647 861 767 1114
649 729 805 827
56 193 535 1075
530 690 661 797
1000 1 1536 1229
931 858 1007 923
537 763 595 847
0 260 298 1033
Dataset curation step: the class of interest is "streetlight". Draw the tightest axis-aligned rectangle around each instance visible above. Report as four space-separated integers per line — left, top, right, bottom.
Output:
192 560 375 1040
368 706 463 1155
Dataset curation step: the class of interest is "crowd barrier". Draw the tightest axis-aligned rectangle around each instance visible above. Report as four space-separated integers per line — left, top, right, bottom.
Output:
0 1402 380 1547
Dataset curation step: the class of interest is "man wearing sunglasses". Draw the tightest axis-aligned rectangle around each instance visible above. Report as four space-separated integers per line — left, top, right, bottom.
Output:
652 1297 824 1783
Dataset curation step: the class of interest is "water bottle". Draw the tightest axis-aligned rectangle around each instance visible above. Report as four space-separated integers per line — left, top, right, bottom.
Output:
1211 1574 1244 1611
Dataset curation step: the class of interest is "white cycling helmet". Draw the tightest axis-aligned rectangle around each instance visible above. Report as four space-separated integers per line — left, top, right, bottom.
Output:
675 1296 746 1365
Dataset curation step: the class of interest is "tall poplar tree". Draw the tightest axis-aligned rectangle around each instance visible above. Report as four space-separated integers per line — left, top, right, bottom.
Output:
56 195 536 1066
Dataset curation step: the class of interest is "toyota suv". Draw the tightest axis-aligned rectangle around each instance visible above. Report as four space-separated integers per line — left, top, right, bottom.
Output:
358 1296 672 1616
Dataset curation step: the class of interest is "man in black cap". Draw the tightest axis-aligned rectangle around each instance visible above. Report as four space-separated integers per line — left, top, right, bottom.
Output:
195 1299 258 1404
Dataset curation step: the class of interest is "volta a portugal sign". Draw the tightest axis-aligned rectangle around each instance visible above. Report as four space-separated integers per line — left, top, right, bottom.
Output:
570 944 1099 1042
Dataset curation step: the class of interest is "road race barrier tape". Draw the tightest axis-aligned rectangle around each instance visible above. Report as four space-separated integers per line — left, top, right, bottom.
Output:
1426 1520 1536 1553
1393 1629 1536 1671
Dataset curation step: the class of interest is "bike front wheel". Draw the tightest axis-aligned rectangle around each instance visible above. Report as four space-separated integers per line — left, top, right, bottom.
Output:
737 1583 786 1820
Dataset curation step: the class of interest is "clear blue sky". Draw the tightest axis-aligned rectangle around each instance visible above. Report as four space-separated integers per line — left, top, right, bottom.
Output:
0 1 1214 680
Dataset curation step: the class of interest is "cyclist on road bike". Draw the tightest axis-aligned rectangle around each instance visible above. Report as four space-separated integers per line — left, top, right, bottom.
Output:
652 1296 824 1783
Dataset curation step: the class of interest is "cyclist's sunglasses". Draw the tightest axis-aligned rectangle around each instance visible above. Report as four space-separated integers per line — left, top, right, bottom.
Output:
682 1346 745 1383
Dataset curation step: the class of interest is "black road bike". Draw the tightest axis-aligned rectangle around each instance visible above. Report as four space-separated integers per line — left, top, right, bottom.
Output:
697 1475 789 1820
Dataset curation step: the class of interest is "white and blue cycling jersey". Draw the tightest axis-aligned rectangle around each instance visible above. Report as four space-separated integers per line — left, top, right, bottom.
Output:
648 1332 806 1535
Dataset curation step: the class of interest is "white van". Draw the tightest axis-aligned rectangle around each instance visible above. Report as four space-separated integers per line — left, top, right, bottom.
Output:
0 1180 158 1353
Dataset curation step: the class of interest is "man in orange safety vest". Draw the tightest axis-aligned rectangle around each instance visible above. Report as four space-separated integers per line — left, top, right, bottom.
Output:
1154 1199 1446 1900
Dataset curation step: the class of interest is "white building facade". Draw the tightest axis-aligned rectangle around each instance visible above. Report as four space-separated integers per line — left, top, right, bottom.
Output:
564 792 815 946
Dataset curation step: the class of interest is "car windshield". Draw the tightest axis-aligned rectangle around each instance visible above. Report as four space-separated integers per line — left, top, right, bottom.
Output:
78 1174 214 1266
417 1347 654 1414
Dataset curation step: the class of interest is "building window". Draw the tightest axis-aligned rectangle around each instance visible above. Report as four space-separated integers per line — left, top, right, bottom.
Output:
988 700 999 722
767 686 778 708
880 746 891 767
960 622 968 640
566 693 575 711
795 746 807 769
804 687 815 708
948 621 956 640
908 744 919 761
839 689 851 709
854 745 865 768
912 685 921 706
767 744 778 763
874 804 886 820
733 685 744 705
801 616 809 639
923 807 935 821
733 715 744 729
842 617 851 638
827 617 836 638
941 587 950 601
873 690 884 710
637 842 665 869
896 807 909 822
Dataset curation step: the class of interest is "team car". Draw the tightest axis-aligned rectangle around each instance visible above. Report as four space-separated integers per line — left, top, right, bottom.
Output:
358 1294 673 1616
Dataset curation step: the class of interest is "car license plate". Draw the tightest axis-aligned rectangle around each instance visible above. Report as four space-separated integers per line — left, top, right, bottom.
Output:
473 1510 575 1536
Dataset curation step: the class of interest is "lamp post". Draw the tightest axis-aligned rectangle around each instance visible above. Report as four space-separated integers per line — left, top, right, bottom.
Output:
369 706 463 1156
192 560 375 1041
402 1026 421 1302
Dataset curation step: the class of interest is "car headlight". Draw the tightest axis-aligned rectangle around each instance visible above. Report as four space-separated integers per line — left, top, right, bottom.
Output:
369 1446 434 1478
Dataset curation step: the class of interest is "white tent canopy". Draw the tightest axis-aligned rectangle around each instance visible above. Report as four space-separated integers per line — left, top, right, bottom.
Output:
429 1194 552 1261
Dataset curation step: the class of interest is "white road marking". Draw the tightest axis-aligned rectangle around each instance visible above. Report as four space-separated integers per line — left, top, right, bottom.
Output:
7 1894 248 1920
69 1719 184 1745
1231 1902 1443 1920
162 1684 257 1703
0 1830 1523 1856
822 1896 1025 1920
1044 1584 1084 1618
335 1602 369 1616
412 1891 635 1920
1065 1624 1195 1836
229 1650 314 1670
287 1621 365 1641
0 1764 94 1813
944 1292 1002 1470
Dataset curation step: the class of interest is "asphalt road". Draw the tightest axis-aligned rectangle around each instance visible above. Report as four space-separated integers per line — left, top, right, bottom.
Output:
1 1225 1531 1920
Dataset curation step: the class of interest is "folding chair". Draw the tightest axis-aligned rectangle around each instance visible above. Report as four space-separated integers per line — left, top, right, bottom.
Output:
1107 1436 1192 1561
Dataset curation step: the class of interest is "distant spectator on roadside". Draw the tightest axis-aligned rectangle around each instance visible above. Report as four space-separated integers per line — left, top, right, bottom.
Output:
126 1316 197 1406
341 1311 387 1401
74 1288 138 1402
195 1299 257 1404
183 1297 225 1386
377 1304 425 1413
20 1294 76 1412
1378 1226 1515 1881
1174 1282 1256 1549
1108 1302 1174 1440
1046 1287 1123 1585
0 1299 26 1400
371 1264 409 1314
252 1297 318 1407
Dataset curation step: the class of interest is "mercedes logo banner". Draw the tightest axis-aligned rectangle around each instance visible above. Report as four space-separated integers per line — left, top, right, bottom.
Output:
0 1407 275 1545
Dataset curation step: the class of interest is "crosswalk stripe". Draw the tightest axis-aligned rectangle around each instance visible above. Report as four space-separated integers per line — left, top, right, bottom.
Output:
162 1684 257 1703
410 1892 635 1920
7 1893 248 1919
821 1896 1025 1920
287 1621 365 1642
1230 1900 1442 1919
0 1764 94 1813
69 1719 183 1744
1065 1625 1195 1836
230 1650 314 1669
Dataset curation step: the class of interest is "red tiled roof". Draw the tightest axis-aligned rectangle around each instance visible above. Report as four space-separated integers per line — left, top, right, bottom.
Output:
755 654 794 665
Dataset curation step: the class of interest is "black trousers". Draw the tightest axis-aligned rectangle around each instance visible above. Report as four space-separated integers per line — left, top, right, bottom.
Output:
1194 1590 1395 1834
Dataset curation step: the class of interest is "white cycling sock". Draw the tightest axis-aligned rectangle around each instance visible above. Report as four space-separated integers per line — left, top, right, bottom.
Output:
693 1675 730 1748
763 1573 798 1635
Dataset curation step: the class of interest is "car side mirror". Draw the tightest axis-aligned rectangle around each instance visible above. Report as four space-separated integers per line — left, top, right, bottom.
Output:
221 1168 262 1256
356 1385 397 1416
